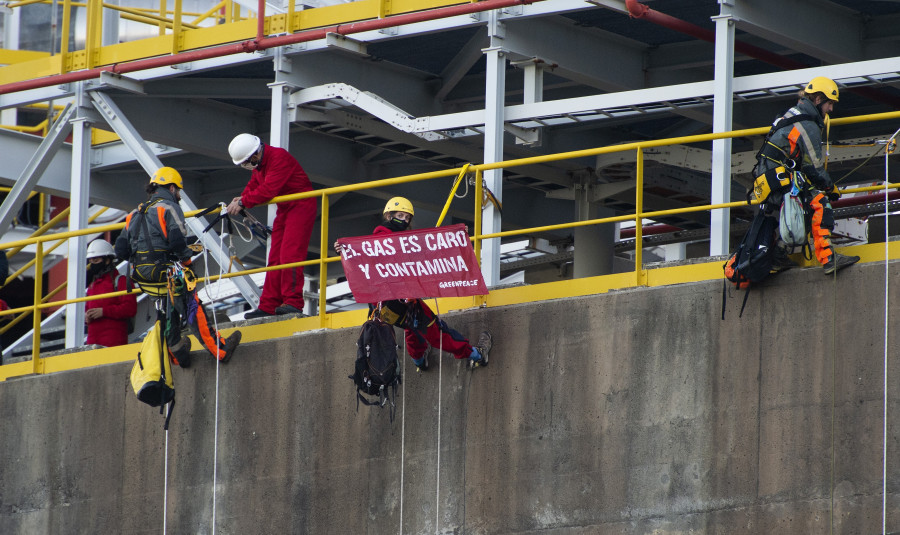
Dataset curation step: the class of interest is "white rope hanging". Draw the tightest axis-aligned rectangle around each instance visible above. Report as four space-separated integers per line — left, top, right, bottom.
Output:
399 339 407 535
434 299 443 535
880 126 900 535
163 430 169 535
202 209 232 535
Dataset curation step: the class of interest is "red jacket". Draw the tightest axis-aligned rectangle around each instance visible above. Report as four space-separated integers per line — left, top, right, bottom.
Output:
241 145 313 212
86 272 137 347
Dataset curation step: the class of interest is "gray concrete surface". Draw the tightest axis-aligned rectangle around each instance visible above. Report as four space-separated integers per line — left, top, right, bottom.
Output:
1 260 899 534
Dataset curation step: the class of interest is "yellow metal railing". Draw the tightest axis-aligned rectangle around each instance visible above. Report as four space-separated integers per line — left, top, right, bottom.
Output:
0 207 109 338
0 0 474 84
2 109 900 371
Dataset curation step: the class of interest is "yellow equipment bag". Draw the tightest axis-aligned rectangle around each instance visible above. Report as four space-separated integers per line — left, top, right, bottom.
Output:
748 166 791 203
376 299 412 327
130 320 175 428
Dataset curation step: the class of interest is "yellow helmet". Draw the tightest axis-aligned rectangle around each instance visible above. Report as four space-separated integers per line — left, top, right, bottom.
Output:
384 197 414 216
805 77 839 102
150 167 183 189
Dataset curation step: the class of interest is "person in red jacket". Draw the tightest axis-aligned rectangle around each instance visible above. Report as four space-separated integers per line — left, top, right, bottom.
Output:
85 239 137 347
226 134 317 318
337 197 492 372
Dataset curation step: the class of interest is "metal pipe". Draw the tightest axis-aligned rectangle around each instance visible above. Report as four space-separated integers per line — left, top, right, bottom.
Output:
0 0 543 95
625 0 806 71
256 0 265 43
624 0 900 108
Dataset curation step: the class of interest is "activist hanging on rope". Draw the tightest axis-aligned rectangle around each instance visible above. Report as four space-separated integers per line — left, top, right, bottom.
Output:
335 196 493 375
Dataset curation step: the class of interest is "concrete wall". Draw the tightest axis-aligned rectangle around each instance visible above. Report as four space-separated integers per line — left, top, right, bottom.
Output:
1 261 899 534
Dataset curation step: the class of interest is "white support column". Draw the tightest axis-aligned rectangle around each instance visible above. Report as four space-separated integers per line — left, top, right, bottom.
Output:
1 7 19 125
665 242 687 262
517 62 543 146
522 63 543 105
65 106 91 348
269 79 293 234
709 2 736 256
481 12 506 287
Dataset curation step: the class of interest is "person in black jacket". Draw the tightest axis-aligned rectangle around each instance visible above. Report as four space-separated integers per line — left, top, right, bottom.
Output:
116 167 241 366
753 76 859 275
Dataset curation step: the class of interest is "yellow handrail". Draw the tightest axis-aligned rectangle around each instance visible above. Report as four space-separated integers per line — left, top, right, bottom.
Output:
3 108 900 369
0 207 109 339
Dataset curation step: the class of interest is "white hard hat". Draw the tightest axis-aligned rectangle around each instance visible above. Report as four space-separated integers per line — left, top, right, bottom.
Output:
86 239 115 260
228 133 261 165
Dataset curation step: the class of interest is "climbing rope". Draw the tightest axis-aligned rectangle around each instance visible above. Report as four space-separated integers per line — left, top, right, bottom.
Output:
434 298 443 535
163 429 169 534
399 340 407 535
881 126 899 535
830 253 837 535
158 293 170 535
827 125 900 535
202 206 233 535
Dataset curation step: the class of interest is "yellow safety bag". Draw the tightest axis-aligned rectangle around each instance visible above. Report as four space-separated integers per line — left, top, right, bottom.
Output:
130 320 175 428
376 299 411 327
748 166 791 203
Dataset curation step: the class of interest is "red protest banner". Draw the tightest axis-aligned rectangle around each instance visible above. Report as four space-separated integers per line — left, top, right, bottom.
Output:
336 223 489 302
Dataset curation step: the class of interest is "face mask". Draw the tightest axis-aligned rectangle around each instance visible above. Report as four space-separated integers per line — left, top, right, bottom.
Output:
385 217 410 232
87 262 109 283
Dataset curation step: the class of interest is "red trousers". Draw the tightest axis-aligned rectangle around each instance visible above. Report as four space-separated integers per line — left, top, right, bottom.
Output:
259 199 316 313
403 300 473 361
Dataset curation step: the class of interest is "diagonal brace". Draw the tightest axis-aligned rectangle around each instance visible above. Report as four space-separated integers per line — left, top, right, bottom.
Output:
88 91 262 307
0 104 75 235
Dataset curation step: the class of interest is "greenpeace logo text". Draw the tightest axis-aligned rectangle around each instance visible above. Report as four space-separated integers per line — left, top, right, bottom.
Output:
438 280 479 289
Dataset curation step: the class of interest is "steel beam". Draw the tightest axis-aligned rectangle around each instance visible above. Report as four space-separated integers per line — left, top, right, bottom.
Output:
65 95 91 348
66 113 91 348
0 104 74 235
709 4 735 256
414 56 900 133
267 76 293 298
732 0 862 63
481 13 506 288
436 31 489 102
501 16 644 91
87 91 263 307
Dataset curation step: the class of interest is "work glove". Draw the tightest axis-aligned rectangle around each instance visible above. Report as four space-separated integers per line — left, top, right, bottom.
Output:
825 186 841 202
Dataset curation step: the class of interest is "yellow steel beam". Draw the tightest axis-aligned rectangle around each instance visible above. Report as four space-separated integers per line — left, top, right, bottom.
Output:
0 49 50 64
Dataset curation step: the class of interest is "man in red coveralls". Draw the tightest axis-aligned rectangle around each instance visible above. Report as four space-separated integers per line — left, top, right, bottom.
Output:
226 134 317 318
85 238 137 347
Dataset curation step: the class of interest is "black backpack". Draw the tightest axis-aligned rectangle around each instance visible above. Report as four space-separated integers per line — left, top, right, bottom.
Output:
722 207 778 318
349 318 402 421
